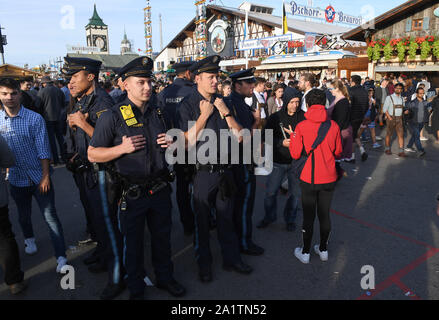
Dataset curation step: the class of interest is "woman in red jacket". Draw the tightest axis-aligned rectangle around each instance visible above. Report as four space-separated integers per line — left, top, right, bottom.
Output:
289 89 342 264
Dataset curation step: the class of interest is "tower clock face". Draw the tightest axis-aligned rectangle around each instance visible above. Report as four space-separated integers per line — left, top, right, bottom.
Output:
92 35 107 51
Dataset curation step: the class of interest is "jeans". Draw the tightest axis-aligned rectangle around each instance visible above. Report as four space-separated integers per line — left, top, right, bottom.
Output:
9 183 66 258
46 121 66 164
0 206 24 285
263 162 300 225
407 122 425 152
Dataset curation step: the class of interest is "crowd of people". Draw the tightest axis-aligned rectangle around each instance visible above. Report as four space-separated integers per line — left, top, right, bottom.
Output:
1 54 439 300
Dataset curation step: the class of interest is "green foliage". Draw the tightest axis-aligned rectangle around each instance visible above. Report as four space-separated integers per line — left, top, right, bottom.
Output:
396 41 406 62
433 40 439 59
420 41 432 60
367 46 374 61
408 41 419 60
372 45 382 61
383 43 393 60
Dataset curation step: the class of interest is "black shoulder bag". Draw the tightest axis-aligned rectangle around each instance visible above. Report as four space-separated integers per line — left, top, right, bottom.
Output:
292 121 332 183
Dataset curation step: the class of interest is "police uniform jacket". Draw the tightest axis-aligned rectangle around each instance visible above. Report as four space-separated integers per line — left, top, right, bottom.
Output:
157 77 194 129
66 86 114 161
90 95 169 183
178 90 232 163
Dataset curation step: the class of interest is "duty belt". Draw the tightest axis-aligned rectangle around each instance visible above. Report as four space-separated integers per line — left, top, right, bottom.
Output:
195 163 233 174
119 171 176 212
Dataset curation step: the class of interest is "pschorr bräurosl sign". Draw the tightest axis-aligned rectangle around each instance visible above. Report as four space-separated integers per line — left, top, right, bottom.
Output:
286 1 364 26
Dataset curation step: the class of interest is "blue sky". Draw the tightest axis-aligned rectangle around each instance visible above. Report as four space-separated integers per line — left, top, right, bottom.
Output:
0 0 405 67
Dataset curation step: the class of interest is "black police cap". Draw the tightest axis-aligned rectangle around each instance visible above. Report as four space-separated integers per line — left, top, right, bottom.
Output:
230 68 256 83
62 57 102 76
172 61 195 74
189 55 221 76
119 56 153 81
112 68 121 80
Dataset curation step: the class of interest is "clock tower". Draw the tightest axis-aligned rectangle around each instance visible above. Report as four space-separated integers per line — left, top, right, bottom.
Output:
85 4 109 54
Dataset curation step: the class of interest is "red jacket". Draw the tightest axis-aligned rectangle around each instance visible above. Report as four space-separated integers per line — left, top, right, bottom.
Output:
289 105 342 185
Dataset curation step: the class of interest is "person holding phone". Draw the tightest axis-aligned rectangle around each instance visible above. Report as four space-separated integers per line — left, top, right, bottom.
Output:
258 87 305 232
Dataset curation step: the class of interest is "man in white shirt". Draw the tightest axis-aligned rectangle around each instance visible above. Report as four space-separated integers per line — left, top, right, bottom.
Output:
417 75 431 92
298 73 315 112
383 83 406 157
245 77 268 126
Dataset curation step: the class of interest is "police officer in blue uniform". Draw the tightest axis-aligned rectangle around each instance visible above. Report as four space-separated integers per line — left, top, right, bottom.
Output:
62 57 126 300
178 55 253 282
88 56 186 300
226 68 264 256
158 61 196 235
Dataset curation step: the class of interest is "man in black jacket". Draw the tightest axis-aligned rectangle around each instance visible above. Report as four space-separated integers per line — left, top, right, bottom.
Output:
257 87 305 231
38 76 67 165
349 75 368 162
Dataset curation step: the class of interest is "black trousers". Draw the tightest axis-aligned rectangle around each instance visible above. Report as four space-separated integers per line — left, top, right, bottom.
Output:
0 206 24 285
76 171 124 285
192 170 241 270
232 165 256 250
118 186 174 296
72 171 96 241
174 164 195 232
300 181 335 254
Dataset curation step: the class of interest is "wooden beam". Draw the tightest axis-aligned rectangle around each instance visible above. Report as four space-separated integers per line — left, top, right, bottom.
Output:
184 31 193 38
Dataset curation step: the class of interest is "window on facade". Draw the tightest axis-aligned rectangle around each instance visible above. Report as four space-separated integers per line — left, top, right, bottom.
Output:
412 19 423 31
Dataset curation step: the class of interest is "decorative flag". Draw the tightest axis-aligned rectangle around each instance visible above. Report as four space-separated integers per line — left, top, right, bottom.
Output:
282 1 288 35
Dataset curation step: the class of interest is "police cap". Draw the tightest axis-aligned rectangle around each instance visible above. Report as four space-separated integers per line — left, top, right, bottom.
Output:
172 61 195 74
62 57 102 76
119 56 153 81
189 55 221 76
230 68 256 83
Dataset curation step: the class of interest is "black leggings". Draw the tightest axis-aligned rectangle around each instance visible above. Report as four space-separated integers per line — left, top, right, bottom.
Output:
300 182 335 254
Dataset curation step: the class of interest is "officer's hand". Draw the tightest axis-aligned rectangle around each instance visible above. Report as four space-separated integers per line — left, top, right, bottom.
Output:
404 110 410 115
68 112 87 129
120 135 146 154
214 98 230 117
282 139 291 148
200 100 214 117
157 133 172 149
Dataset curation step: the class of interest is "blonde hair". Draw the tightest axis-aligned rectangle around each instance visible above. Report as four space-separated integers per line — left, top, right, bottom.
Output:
330 78 350 103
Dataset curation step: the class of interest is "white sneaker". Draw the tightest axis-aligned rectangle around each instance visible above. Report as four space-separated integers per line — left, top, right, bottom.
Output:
24 238 37 255
404 147 416 153
294 247 310 264
314 245 329 262
56 256 68 273
420 137 428 141
372 143 382 149
375 136 383 141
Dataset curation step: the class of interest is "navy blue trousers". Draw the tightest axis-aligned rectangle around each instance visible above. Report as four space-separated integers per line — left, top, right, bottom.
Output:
192 170 241 270
232 165 256 250
118 187 174 296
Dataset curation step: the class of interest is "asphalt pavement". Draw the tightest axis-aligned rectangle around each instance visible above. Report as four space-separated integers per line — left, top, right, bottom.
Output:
1 128 439 300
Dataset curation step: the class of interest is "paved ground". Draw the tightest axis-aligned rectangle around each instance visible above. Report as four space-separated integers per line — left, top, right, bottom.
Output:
1 128 439 300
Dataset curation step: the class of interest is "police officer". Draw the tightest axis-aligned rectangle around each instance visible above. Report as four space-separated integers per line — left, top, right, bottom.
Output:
62 57 125 300
158 61 196 235
110 68 127 104
226 68 264 256
88 56 186 300
178 55 253 282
